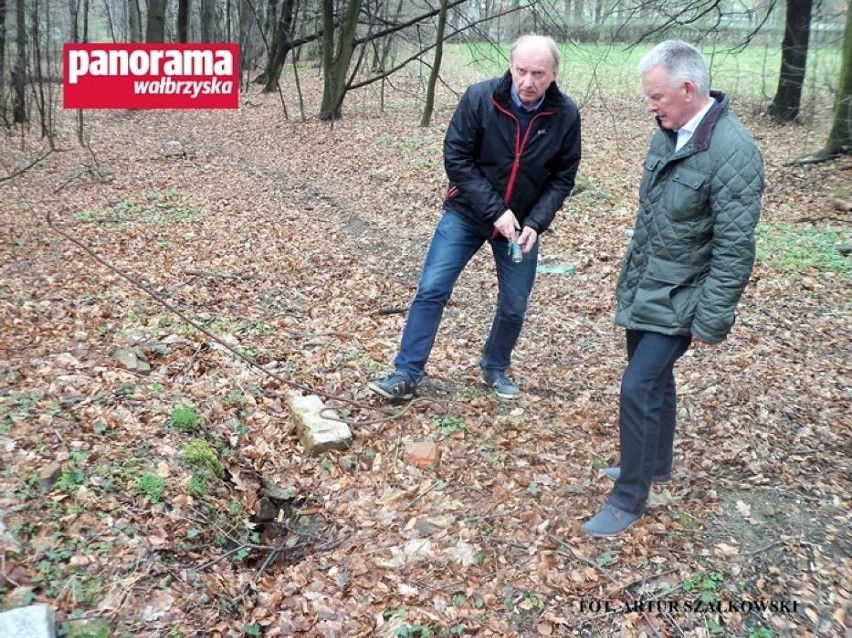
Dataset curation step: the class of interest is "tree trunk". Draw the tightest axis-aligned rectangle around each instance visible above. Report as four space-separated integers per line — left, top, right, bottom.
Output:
177 0 190 42
12 0 26 123
128 0 142 42
68 0 79 42
238 0 259 82
319 0 336 116
319 0 361 120
262 0 296 91
821 0 852 156
200 0 216 41
31 0 49 137
0 0 7 123
767 0 813 123
319 0 363 120
572 0 583 25
146 0 167 41
102 0 116 41
82 0 90 41
420 0 448 127
265 0 279 51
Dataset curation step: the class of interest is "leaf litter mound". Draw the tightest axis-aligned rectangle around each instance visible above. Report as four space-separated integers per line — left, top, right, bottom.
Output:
1 78 850 637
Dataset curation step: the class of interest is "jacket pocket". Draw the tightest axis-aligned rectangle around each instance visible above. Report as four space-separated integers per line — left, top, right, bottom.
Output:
668 167 709 220
639 156 661 200
631 256 703 329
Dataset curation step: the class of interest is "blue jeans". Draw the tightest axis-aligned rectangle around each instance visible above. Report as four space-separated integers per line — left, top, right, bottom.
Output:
608 329 691 515
393 210 539 382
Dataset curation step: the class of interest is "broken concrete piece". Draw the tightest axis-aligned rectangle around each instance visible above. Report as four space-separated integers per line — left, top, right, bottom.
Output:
287 393 352 454
0 604 56 638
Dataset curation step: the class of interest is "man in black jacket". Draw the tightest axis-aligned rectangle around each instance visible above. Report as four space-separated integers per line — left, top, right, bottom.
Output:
369 34 581 401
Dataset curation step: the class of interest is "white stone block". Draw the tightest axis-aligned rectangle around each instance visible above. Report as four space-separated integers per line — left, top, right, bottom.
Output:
287 393 353 454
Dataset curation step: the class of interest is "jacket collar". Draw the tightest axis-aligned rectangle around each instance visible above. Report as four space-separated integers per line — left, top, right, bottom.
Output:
659 91 729 152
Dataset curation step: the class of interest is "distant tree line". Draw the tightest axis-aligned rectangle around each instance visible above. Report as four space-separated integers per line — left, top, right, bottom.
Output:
0 0 849 157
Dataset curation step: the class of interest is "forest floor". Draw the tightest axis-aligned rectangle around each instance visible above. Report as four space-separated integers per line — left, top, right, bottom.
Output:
1 73 850 638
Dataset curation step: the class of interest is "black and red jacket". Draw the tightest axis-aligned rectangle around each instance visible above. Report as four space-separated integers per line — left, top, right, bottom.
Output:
443 70 581 236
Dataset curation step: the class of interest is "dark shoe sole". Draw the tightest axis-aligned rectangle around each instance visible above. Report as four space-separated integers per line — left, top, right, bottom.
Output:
582 506 643 537
481 378 519 400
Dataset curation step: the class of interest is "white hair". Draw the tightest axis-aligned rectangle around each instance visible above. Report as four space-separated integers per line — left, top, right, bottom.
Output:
638 40 710 96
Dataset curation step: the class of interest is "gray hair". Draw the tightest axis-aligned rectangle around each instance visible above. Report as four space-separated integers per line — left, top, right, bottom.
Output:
511 34 561 72
638 40 710 96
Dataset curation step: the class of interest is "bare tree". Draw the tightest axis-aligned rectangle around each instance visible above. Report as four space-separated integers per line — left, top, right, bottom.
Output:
31 0 50 137
767 0 813 122
178 0 190 41
820 0 851 157
12 0 26 123
102 0 117 41
421 0 449 127
69 0 80 41
262 0 298 91
128 0 142 42
0 0 7 123
146 0 167 40
319 0 363 120
201 0 219 41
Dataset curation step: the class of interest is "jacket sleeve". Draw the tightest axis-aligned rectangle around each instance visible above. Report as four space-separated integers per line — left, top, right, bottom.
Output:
524 106 582 234
443 86 507 223
691 138 764 343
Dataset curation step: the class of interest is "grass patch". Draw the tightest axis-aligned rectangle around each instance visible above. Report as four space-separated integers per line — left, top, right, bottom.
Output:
756 223 850 277
136 472 166 503
183 440 225 478
72 189 200 227
170 404 201 432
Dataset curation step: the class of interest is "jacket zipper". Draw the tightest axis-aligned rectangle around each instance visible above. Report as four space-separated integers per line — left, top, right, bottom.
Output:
492 98 554 205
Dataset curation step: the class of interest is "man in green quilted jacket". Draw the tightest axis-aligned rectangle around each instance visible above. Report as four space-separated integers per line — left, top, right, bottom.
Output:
583 40 764 537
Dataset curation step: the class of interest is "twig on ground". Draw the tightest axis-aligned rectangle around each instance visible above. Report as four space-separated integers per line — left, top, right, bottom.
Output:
0 148 55 183
44 209 447 428
548 533 666 637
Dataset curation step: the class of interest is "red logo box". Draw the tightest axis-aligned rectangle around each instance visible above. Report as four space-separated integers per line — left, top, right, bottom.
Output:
64 43 239 109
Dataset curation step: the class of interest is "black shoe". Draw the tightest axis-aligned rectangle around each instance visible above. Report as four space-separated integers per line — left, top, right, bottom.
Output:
603 467 672 484
368 371 417 400
482 370 520 399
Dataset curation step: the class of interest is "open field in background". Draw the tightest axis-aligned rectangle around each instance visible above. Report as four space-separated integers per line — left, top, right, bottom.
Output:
282 41 843 130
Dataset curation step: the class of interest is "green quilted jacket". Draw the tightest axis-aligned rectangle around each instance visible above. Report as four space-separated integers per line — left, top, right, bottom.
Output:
615 91 764 343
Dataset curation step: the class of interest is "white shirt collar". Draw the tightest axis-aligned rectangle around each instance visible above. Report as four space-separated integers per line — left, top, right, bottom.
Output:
676 99 714 151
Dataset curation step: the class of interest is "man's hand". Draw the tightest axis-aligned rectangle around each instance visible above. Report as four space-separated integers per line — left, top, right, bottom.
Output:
494 210 520 241
518 226 538 253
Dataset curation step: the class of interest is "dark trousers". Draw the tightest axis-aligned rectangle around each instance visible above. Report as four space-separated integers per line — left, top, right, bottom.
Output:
608 329 691 515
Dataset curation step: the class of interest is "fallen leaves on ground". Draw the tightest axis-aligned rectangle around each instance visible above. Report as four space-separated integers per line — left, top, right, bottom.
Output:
1 77 849 637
